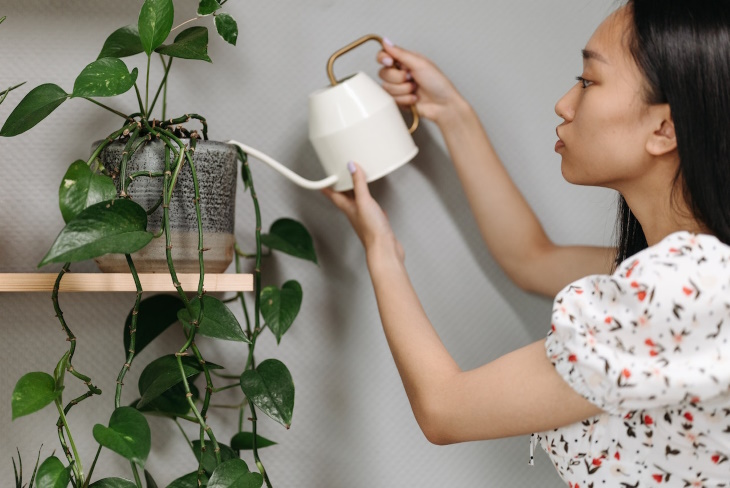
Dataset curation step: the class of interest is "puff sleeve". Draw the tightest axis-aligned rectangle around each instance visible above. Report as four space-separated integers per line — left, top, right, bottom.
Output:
545 232 730 415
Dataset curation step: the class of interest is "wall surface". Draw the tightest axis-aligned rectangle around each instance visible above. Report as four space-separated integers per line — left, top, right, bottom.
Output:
0 1 616 486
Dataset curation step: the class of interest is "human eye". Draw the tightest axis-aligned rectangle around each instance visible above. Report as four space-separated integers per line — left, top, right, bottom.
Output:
575 76 593 88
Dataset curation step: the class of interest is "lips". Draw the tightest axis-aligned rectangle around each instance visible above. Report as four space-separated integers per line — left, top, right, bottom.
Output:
555 127 565 151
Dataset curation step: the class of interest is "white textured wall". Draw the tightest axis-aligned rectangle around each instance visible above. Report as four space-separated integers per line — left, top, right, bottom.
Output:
0 1 615 486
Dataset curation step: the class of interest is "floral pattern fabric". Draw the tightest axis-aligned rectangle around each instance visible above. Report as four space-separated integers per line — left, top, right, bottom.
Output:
539 231 730 487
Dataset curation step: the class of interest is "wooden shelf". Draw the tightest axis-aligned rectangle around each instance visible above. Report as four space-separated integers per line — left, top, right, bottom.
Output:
0 273 253 293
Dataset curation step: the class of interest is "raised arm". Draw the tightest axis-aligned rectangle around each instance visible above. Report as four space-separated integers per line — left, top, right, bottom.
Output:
378 41 615 296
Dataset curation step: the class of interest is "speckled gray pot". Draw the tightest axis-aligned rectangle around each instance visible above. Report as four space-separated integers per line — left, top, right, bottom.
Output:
93 139 238 273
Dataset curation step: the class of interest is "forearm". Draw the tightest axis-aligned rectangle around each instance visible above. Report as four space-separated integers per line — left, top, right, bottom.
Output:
365 240 461 440
436 98 556 289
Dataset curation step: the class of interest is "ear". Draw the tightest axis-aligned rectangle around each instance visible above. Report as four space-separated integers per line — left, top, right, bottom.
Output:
645 104 676 156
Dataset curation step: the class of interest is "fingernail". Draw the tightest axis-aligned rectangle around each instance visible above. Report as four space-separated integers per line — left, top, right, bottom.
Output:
405 72 413 81
383 37 394 47
382 56 394 67
347 161 356 174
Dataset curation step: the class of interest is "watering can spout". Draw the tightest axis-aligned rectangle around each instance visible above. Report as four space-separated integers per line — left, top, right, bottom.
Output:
228 140 339 190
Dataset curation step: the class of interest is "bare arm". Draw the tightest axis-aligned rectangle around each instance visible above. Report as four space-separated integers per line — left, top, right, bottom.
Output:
379 43 615 296
324 165 602 444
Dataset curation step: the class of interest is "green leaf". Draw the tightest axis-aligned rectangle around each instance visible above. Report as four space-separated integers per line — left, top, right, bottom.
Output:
133 381 198 418
166 471 208 488
197 0 221 16
12 372 63 420
0 83 69 137
240 359 294 429
214 13 238 46
35 456 70 488
98 25 144 59
88 478 137 488
137 354 221 408
72 57 138 98
138 0 174 55
191 441 237 474
143 379 200 415
92 406 151 467
54 350 71 392
208 459 262 488
260 219 317 264
144 471 159 488
156 27 211 62
59 160 117 223
260 280 302 344
38 198 154 267
178 296 249 343
124 294 185 356
230 432 277 450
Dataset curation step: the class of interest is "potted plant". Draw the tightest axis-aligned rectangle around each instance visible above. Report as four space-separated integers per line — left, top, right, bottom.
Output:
2 1 317 487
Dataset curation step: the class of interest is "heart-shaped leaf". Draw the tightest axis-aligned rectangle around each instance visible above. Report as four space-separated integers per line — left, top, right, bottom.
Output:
166 471 208 488
92 406 151 466
38 198 154 267
214 13 238 46
59 160 117 223
240 359 294 429
98 25 144 59
208 459 262 488
138 0 174 55
230 432 277 450
12 372 63 420
124 294 185 356
197 0 221 16
133 381 198 418
178 296 249 343
35 456 70 488
0 83 69 137
88 478 137 488
260 219 317 264
156 27 211 62
191 441 237 474
72 58 138 98
137 354 221 408
260 280 302 344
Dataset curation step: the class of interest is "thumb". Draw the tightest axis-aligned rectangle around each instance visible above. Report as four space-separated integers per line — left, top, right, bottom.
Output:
348 161 372 201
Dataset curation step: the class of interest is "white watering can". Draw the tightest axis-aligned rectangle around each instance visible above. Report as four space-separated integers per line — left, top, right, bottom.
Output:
229 34 419 192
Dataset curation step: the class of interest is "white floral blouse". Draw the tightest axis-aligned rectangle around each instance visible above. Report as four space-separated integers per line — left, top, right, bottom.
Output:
537 231 730 487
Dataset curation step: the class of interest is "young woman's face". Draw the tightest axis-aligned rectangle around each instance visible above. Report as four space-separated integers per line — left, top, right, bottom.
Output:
554 6 657 190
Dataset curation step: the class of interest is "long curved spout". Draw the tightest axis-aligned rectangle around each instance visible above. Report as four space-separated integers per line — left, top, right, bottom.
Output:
228 140 339 190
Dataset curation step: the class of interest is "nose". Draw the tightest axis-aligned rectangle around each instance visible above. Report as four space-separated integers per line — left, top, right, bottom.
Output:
554 83 579 121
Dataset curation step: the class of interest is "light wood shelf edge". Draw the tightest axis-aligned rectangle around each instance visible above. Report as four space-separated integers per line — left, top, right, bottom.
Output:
0 273 253 292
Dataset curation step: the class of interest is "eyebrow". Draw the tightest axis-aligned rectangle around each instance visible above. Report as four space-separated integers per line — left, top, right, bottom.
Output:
582 49 608 63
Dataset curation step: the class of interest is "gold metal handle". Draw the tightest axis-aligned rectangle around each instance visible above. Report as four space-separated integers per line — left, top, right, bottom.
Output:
326 34 419 134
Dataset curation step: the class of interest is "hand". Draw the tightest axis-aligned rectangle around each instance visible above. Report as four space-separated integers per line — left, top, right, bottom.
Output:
322 162 405 262
377 39 464 125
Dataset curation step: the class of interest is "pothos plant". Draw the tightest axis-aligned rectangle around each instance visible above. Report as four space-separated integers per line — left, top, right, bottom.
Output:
3 1 316 488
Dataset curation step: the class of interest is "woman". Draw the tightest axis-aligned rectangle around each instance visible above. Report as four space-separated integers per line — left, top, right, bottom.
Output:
324 0 730 485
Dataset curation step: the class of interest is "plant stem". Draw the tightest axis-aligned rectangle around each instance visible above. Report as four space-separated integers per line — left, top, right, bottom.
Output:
0 81 26 105
148 55 172 118
131 463 143 488
174 419 194 450
55 400 83 485
133 83 145 115
118 127 141 197
171 16 202 32
145 55 151 116
82 97 129 120
211 382 241 393
248 400 273 488
82 446 102 488
115 254 143 408
87 123 138 167
161 114 208 140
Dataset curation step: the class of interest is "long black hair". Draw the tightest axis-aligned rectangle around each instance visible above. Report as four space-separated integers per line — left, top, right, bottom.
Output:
614 0 730 267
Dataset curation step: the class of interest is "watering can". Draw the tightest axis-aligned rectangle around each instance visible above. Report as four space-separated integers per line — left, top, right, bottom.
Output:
229 34 419 192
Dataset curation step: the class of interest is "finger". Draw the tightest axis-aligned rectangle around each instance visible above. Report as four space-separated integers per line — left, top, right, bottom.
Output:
349 162 373 203
381 80 416 97
382 41 427 71
394 94 418 106
378 66 411 84
321 187 355 214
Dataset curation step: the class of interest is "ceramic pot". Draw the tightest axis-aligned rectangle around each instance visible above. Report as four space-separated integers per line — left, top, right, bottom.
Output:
93 139 238 273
